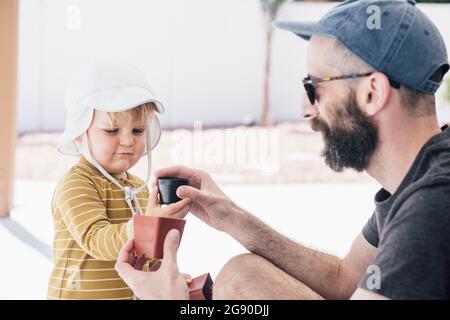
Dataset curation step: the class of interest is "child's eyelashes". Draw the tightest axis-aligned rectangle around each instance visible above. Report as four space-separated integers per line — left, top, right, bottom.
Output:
103 128 146 135
133 129 145 135
104 129 119 134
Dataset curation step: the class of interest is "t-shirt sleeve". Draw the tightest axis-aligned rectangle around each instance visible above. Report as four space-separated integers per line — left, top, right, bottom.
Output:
362 211 379 248
358 185 450 299
53 172 130 261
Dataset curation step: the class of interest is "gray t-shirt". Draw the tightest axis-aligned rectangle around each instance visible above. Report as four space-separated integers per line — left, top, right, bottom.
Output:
358 125 450 299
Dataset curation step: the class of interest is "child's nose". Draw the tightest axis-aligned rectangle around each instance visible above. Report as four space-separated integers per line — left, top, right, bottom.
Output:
120 133 134 146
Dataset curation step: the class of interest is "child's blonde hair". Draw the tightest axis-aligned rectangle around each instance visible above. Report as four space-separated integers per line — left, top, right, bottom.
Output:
106 102 157 127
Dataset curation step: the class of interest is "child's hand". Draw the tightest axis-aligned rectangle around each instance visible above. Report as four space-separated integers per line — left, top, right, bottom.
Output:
145 186 191 219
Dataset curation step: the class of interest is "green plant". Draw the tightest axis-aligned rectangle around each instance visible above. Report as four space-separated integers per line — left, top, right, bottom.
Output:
259 0 291 126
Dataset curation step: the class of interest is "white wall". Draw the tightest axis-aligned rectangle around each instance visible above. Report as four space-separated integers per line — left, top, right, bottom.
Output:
17 0 267 132
16 1 450 133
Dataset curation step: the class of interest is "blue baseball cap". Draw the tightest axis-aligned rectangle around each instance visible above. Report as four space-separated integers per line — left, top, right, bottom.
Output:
273 0 449 95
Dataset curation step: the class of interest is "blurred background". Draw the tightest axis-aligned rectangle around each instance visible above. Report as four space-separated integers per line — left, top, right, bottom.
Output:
1 0 450 299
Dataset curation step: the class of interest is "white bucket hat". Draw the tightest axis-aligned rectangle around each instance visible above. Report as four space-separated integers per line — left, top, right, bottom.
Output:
57 63 165 215
58 63 164 155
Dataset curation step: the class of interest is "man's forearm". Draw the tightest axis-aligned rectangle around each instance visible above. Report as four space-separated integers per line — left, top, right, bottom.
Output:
225 206 352 300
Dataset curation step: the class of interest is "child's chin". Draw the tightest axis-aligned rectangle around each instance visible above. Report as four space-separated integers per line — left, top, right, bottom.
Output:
111 157 135 169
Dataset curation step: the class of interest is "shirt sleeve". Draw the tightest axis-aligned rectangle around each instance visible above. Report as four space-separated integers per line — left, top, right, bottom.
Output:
358 184 450 299
54 173 130 261
362 211 379 248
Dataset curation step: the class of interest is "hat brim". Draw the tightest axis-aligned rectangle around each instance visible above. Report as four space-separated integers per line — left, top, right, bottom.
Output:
272 20 335 41
57 95 165 156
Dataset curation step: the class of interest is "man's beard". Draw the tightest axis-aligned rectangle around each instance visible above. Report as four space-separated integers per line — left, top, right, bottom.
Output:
311 92 379 172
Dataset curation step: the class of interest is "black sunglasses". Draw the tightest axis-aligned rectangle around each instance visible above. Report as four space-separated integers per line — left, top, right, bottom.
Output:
302 72 401 105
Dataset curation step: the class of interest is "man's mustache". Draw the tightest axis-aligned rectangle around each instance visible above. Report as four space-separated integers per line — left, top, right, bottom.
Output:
310 118 330 135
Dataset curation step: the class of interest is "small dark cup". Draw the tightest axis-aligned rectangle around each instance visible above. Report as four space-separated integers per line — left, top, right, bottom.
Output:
158 177 190 205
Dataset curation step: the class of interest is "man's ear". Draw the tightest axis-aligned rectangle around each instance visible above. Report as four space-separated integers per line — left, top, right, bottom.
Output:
357 72 391 116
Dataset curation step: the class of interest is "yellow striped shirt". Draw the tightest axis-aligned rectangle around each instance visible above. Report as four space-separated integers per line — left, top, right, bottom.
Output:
47 156 149 300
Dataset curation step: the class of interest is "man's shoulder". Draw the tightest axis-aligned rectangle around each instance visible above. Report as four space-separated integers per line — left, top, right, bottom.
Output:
378 183 450 266
392 181 450 230
402 171 450 204
395 138 450 214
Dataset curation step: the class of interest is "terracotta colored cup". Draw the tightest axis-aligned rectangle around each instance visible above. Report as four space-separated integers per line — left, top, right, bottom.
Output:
133 215 186 259
188 273 214 300
158 177 190 205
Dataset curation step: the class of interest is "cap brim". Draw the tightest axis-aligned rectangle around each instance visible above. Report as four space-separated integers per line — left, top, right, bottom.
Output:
272 21 334 41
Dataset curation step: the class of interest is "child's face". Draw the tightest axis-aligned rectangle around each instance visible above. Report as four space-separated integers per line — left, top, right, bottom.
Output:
81 109 152 177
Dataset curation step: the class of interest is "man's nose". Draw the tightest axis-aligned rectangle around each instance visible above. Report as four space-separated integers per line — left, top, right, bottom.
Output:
300 93 319 120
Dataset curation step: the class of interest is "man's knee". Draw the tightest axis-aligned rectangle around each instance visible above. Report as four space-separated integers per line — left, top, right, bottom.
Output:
213 253 323 300
213 253 271 299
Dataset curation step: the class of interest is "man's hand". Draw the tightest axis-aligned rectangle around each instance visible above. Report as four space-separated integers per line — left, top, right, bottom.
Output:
115 230 189 300
152 166 239 232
